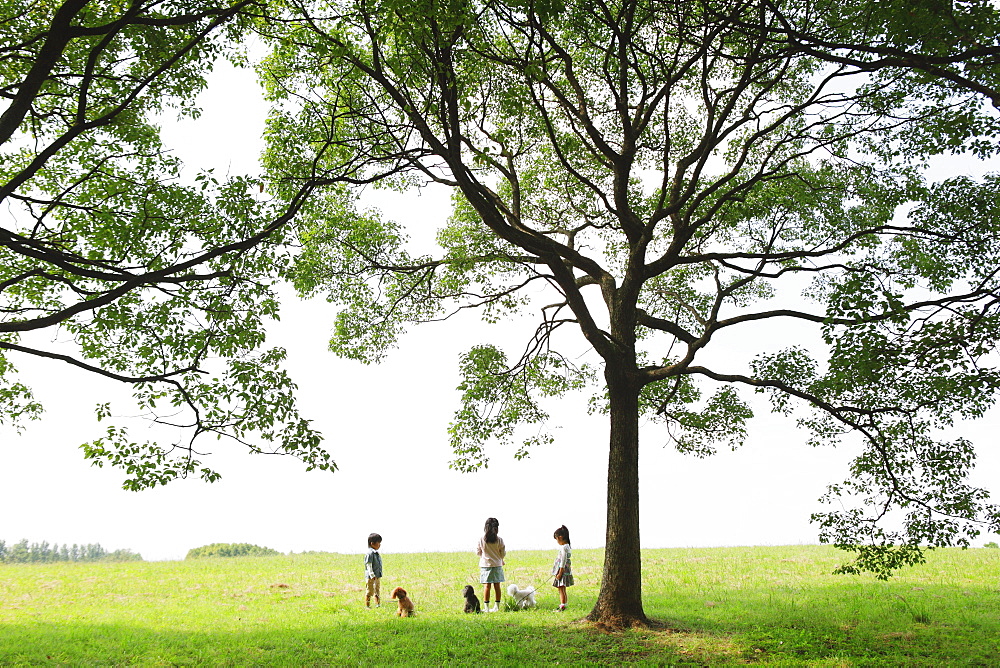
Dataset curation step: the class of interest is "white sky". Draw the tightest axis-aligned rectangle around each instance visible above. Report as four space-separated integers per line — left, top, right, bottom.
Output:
1 58 998 562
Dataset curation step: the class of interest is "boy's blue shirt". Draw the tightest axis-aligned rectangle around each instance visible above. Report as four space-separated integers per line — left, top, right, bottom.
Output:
364 546 383 579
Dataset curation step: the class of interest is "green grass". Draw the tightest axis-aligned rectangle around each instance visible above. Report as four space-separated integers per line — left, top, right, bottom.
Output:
1 545 998 665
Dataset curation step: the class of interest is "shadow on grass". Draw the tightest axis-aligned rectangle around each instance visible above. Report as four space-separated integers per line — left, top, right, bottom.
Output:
3 584 999 666
0 617 684 667
640 582 1000 666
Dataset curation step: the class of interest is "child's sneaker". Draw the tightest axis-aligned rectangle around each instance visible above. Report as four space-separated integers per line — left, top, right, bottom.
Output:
557 604 566 612
491 604 499 612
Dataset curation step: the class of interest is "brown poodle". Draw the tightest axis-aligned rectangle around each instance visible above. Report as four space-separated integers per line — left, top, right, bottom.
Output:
390 586 415 617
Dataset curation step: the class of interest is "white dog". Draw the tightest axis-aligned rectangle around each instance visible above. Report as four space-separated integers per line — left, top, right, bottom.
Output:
507 583 537 608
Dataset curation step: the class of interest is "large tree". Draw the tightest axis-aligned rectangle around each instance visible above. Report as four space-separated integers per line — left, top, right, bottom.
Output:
261 0 1000 626
0 0 332 488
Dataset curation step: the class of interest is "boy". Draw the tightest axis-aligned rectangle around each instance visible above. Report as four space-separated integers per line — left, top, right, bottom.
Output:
364 532 383 608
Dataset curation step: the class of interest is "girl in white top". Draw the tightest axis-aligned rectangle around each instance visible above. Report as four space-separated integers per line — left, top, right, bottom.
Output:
552 524 573 611
476 517 506 611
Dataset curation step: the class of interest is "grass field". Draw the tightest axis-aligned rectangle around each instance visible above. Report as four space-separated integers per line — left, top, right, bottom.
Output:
1 545 998 666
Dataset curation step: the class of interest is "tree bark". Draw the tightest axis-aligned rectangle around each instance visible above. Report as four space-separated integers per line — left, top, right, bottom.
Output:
587 360 649 627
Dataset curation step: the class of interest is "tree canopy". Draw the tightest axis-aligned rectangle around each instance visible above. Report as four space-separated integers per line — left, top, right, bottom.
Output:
260 0 1000 625
185 542 280 558
0 1 332 488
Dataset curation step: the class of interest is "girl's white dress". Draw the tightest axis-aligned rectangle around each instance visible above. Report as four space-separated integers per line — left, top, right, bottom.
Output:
551 543 574 587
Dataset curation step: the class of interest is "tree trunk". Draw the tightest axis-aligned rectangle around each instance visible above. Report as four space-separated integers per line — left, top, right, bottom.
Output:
587 360 649 627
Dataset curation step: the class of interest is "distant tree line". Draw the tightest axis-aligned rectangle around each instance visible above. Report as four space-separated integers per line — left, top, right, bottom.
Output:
185 543 280 559
0 540 142 564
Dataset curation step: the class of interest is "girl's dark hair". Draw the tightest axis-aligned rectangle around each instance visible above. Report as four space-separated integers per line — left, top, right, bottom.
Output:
367 533 382 547
484 517 500 544
553 525 570 544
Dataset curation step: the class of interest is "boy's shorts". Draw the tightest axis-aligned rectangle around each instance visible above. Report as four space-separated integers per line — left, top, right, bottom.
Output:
366 577 381 597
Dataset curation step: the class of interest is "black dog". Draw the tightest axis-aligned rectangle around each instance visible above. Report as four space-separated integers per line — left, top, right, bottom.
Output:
462 585 481 613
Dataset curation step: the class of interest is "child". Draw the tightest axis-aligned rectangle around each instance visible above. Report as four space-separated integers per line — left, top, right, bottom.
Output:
364 532 383 608
552 525 573 611
476 517 506 612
